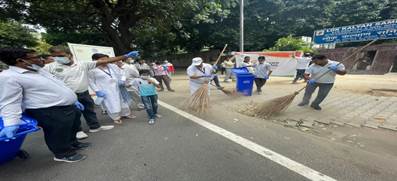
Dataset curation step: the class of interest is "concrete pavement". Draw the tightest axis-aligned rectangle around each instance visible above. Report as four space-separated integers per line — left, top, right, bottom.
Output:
2 102 397 181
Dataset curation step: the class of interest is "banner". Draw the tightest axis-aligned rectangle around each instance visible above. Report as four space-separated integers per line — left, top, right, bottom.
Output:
232 51 303 76
313 19 397 44
67 43 115 63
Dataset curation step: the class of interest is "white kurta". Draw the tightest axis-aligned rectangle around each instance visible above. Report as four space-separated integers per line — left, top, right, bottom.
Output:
88 64 130 120
186 63 213 95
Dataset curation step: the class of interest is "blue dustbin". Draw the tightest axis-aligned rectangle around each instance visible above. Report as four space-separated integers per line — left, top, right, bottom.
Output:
232 67 255 96
0 114 40 164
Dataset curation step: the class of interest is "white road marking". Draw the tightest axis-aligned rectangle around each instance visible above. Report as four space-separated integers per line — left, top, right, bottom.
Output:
158 100 337 181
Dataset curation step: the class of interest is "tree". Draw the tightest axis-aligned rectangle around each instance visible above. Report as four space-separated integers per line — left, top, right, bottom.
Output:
268 35 312 52
0 20 38 48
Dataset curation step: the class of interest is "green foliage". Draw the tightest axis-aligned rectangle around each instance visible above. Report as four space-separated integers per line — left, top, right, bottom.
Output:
0 20 38 48
1 0 395 55
32 38 52 54
267 35 312 52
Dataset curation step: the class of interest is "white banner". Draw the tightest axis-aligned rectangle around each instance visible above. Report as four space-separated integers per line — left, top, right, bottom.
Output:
67 43 115 63
232 51 303 76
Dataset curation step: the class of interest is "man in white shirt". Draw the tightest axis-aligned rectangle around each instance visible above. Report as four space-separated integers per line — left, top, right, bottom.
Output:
187 57 213 95
293 52 311 84
254 56 272 94
0 48 88 162
241 56 254 73
298 55 347 110
45 46 139 139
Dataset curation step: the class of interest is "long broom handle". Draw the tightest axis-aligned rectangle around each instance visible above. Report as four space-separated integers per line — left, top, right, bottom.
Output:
296 39 378 94
214 44 228 65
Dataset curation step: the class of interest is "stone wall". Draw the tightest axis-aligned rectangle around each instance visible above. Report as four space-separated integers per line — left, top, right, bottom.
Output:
318 43 397 74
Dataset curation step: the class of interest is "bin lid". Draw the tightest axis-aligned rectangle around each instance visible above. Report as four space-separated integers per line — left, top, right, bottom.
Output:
0 114 38 130
232 67 251 75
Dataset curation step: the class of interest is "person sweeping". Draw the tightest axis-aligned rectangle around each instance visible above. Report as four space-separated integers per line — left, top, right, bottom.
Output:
253 56 272 95
297 55 347 110
186 57 213 112
187 57 213 95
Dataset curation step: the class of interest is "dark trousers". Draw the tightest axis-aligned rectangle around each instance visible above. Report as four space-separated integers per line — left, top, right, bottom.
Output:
293 69 306 82
76 91 100 129
301 83 334 106
25 105 80 158
154 75 172 90
254 78 267 92
220 67 226 75
141 95 158 119
211 75 222 87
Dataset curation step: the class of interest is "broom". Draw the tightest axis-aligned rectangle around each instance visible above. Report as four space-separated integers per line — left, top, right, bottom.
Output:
254 39 378 118
210 83 239 96
186 83 210 113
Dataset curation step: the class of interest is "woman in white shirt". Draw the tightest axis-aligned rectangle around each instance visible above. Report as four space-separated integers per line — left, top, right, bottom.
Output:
88 53 133 124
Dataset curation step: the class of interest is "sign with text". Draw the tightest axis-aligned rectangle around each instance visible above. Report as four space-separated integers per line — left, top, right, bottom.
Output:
314 19 397 44
67 43 115 63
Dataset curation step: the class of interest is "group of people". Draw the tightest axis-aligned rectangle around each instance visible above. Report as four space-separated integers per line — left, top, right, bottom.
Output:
189 52 346 111
0 46 168 163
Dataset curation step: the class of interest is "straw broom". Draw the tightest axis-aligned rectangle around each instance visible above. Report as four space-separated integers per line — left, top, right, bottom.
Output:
210 83 239 96
254 39 378 118
186 84 210 113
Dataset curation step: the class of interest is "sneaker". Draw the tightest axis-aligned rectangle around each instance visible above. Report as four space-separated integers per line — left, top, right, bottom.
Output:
310 104 322 110
54 154 87 163
155 114 162 118
297 102 308 107
148 119 155 125
89 125 114 133
76 131 88 140
72 142 91 149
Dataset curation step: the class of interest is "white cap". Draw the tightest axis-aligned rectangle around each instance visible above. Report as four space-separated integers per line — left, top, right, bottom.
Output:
192 57 203 66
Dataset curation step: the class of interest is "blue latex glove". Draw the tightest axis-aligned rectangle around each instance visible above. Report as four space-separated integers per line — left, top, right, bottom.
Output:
95 91 106 98
75 101 85 111
0 125 19 140
307 79 316 85
124 51 139 58
328 63 339 72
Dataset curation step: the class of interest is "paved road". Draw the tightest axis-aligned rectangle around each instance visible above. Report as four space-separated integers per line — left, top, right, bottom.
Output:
1 102 397 181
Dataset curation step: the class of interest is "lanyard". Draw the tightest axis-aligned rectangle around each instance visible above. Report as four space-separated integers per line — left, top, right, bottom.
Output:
100 66 112 78
197 67 205 74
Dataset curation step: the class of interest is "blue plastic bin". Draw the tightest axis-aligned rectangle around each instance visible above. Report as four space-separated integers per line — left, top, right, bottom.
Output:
232 67 255 96
0 115 39 164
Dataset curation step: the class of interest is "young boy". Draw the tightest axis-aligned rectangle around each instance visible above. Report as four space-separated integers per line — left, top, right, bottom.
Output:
131 69 161 125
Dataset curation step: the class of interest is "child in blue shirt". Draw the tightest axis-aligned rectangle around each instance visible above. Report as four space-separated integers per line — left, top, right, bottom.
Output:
131 70 161 125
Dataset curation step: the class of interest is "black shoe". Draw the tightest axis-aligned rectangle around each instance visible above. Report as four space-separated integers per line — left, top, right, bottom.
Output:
310 104 322 110
72 142 91 150
298 102 308 107
54 154 87 163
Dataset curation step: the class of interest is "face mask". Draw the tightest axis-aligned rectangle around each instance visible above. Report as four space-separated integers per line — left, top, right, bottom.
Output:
22 60 41 71
54 57 71 64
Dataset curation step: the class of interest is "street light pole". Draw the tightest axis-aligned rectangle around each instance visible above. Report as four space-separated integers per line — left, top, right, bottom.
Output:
240 0 244 53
